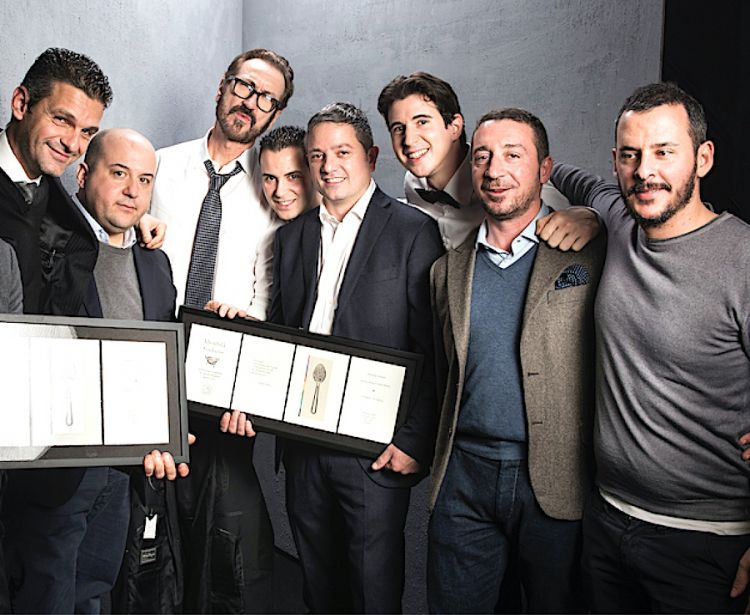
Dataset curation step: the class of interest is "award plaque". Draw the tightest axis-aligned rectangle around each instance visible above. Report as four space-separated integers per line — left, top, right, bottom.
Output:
0 314 189 468
180 307 422 457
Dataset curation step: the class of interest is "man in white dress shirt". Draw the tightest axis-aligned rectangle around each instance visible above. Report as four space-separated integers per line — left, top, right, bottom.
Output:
149 48 294 613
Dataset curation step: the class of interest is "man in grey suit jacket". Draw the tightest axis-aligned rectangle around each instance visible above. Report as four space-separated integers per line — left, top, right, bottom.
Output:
429 108 605 613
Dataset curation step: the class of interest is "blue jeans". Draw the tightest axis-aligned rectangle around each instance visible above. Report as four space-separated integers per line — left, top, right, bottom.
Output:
5 467 130 614
427 447 583 613
582 490 750 613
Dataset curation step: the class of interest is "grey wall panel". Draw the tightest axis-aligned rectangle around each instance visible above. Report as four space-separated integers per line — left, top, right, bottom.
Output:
0 0 244 189
243 0 663 195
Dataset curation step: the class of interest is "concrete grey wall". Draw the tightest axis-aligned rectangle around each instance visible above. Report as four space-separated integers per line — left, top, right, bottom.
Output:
0 0 244 189
244 0 664 194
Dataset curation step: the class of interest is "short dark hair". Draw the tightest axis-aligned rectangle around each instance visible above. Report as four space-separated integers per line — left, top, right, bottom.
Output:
474 108 549 163
307 102 374 152
615 82 707 151
259 125 306 156
377 72 466 143
19 47 112 111
224 48 294 110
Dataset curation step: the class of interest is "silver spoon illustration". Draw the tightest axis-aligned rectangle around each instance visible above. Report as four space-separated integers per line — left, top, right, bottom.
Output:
310 363 327 415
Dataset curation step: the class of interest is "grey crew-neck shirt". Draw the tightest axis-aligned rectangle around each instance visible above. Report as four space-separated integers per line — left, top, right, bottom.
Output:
553 164 750 522
94 242 143 320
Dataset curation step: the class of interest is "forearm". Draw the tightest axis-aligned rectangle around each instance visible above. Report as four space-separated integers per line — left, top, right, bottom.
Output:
551 162 623 224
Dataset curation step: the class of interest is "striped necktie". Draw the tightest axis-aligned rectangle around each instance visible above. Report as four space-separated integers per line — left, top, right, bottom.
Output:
184 159 242 308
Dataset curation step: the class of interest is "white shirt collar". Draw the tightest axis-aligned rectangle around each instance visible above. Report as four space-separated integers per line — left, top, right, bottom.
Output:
0 129 42 185
318 179 376 227
201 128 251 175
476 202 551 253
73 194 137 248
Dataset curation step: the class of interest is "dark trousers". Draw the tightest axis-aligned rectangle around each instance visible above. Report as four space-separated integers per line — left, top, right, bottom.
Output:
4 467 130 614
284 445 411 614
582 490 750 613
427 448 583 614
176 421 274 613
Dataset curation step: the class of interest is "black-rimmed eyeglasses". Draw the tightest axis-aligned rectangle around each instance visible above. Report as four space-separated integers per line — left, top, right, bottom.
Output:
225 76 281 113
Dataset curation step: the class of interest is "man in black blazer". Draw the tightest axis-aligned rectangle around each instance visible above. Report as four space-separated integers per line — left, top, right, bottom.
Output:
268 102 443 613
0 47 112 614
2 127 183 613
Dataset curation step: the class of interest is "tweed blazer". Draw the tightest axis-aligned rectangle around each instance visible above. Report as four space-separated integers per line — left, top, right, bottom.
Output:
430 227 605 519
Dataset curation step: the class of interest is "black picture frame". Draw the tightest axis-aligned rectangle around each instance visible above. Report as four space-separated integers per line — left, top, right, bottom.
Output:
180 306 422 457
0 314 188 469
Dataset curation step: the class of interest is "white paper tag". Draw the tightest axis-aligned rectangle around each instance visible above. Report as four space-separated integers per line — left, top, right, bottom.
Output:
144 514 157 540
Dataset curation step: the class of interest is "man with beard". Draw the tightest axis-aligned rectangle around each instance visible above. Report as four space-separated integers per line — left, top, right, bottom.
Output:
429 108 604 613
149 48 294 612
548 82 750 613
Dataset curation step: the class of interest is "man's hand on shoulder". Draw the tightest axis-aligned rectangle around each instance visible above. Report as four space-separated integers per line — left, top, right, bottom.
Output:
536 207 600 252
138 213 166 250
371 443 421 475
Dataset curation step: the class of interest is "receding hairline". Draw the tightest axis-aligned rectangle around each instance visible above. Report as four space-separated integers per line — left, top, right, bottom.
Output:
84 128 156 170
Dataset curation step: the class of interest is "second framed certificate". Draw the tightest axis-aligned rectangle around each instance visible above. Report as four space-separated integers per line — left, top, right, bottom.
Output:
180 307 421 457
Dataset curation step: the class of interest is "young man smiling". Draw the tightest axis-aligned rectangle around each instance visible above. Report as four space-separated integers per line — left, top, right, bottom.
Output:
259 125 315 221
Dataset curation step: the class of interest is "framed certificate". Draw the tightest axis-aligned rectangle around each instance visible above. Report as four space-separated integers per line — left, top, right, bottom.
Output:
0 314 188 469
180 307 422 457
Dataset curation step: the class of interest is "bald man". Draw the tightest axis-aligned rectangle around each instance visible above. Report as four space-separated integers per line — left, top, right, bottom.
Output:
3 128 182 614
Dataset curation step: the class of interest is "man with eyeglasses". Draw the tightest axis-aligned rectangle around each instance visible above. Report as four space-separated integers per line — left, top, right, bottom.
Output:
150 48 294 613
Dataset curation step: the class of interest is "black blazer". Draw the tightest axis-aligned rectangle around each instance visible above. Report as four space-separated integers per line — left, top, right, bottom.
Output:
270 187 445 486
6 242 176 508
0 167 96 316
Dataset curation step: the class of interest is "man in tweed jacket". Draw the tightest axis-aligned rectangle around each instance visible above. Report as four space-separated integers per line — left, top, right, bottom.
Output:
428 108 604 613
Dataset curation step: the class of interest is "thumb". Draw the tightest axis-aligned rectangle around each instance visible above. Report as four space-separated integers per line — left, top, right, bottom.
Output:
371 446 392 471
731 548 750 597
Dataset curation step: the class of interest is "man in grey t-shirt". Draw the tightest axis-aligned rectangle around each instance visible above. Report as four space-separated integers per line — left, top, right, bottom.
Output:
547 82 750 613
